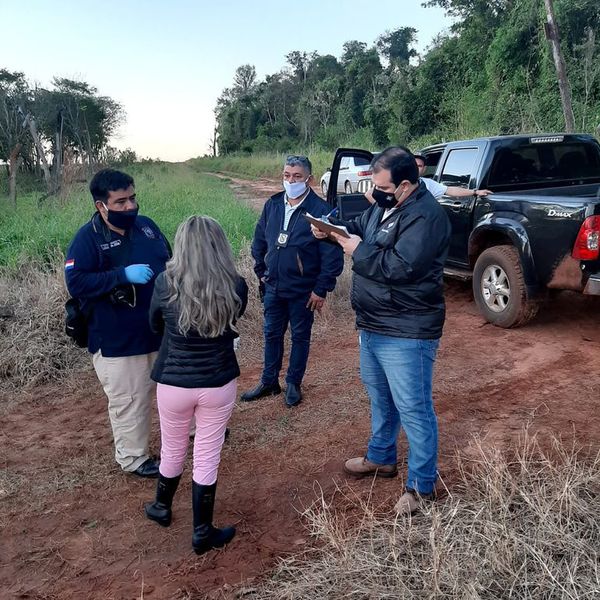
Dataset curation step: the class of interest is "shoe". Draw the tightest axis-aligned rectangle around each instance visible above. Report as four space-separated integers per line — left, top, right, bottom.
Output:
240 381 281 402
192 480 236 555
285 382 302 407
144 473 181 527
343 456 398 479
394 488 436 515
132 458 160 478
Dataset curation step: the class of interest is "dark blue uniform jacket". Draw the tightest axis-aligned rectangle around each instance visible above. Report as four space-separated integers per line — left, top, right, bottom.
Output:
251 190 344 298
65 212 170 357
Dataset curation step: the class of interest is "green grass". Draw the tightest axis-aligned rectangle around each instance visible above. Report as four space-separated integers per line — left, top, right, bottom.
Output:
189 149 336 183
0 163 258 269
187 135 450 183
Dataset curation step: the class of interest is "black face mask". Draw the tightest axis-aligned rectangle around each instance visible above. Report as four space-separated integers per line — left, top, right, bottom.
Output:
371 188 398 209
103 205 139 230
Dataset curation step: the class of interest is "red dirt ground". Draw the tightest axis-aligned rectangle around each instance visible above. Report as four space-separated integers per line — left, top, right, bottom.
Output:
2 179 600 600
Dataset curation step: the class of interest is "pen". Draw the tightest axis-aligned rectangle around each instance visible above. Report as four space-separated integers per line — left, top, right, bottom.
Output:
324 207 339 220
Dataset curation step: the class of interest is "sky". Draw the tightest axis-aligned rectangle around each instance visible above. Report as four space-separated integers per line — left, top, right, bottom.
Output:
1 0 451 161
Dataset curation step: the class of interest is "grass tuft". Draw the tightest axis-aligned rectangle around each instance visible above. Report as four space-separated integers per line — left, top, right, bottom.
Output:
0 253 88 391
248 431 600 599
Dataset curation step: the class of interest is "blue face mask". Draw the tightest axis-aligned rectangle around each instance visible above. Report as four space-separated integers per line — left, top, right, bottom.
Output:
283 179 308 199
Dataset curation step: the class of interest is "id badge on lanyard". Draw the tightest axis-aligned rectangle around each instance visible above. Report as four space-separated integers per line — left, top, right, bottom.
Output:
276 230 290 248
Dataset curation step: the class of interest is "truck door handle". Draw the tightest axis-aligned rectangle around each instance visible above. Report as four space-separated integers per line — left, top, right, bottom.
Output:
451 201 463 207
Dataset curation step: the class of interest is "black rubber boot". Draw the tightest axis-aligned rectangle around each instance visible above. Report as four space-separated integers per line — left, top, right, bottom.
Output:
144 473 181 527
192 480 236 555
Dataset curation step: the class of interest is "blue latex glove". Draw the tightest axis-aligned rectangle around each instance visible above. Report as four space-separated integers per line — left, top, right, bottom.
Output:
124 264 154 284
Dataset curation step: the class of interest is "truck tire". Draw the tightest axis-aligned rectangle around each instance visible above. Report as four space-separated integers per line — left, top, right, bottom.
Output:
344 181 352 194
472 245 539 328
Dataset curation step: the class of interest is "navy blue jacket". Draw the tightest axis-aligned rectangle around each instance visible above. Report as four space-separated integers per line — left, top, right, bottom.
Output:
252 190 344 298
65 212 170 357
338 183 451 339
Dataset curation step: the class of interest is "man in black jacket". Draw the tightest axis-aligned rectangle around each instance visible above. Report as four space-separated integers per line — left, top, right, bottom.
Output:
313 147 451 514
241 155 344 407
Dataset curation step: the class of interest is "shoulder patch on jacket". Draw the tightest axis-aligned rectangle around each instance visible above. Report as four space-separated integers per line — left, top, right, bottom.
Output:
141 225 156 239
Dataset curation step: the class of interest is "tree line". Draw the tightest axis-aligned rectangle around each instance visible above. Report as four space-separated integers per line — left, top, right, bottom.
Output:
0 71 133 205
215 0 600 155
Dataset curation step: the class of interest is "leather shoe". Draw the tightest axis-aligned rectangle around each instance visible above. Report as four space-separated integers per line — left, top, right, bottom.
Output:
131 458 160 478
240 381 281 402
394 488 436 515
343 456 397 478
285 382 302 407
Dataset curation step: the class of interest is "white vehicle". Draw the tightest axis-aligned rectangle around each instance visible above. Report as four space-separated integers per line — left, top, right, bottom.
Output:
320 155 372 195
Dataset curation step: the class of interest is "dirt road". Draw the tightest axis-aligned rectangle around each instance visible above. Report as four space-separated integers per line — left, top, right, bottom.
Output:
2 177 599 599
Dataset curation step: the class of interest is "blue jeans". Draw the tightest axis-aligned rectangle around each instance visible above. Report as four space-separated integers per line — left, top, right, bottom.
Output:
360 330 440 494
262 291 315 386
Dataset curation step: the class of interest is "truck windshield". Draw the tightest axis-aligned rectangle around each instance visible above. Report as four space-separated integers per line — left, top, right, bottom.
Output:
486 139 600 190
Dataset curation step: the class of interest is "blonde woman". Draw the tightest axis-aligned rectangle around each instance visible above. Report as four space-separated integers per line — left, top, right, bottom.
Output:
144 215 248 555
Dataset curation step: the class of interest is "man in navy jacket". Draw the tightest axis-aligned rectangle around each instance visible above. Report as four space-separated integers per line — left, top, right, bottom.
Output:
241 155 344 407
65 169 170 477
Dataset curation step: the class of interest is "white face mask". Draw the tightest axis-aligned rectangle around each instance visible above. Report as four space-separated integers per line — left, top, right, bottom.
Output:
283 179 308 199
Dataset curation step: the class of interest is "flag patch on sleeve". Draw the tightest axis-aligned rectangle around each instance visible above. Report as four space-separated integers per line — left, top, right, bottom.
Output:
64 259 75 270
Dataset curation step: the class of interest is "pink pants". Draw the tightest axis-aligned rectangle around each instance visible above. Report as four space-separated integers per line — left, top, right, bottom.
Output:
156 379 237 485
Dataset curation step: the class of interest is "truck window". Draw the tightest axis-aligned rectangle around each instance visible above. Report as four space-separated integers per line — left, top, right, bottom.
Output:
422 151 443 178
487 140 600 189
440 148 479 187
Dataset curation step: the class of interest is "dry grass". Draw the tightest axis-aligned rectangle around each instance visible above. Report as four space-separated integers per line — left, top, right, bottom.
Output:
245 432 600 600
0 254 89 394
234 248 267 367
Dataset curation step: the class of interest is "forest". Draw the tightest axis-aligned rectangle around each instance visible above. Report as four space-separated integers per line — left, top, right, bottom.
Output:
0 72 134 205
215 0 600 154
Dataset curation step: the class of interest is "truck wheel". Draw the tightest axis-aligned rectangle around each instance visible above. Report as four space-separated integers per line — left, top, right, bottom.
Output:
321 181 328 196
472 245 539 328
344 181 352 194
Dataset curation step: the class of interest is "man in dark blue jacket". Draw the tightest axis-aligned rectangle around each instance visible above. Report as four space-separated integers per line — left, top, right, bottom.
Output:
241 155 344 407
313 147 451 514
65 169 170 477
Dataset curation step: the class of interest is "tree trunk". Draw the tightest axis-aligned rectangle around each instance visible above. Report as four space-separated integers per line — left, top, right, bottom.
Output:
24 113 53 191
54 110 64 192
8 143 22 208
543 0 576 132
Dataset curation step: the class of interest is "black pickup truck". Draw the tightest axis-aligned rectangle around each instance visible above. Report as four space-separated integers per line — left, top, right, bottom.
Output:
325 134 600 327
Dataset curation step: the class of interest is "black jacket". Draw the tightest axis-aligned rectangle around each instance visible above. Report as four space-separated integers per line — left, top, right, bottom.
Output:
339 182 451 339
252 190 344 298
149 272 249 388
